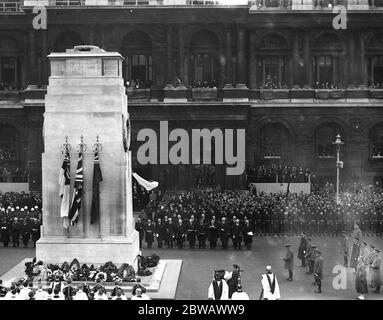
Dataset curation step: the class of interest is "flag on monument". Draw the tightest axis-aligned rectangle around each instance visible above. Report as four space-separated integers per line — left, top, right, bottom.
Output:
59 151 70 229
90 151 103 225
132 172 159 191
69 151 84 225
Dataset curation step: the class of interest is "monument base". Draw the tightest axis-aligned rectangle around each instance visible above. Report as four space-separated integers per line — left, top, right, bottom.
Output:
36 231 139 265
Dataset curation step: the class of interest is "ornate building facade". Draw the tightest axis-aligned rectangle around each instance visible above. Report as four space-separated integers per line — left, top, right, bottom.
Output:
1 0 383 191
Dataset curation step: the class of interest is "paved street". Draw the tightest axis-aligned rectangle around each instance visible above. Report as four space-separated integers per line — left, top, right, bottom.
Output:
1 236 382 300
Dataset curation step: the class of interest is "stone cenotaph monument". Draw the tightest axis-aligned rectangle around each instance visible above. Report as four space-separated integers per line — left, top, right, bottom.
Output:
36 45 139 264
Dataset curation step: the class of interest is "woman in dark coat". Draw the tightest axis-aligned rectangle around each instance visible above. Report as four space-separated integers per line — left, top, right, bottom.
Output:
355 256 368 300
298 233 307 267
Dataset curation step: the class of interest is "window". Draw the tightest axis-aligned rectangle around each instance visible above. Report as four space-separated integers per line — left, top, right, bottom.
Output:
315 123 343 158
368 56 383 88
312 55 338 88
190 53 216 86
257 56 286 89
126 54 152 88
369 124 383 159
260 123 289 159
0 58 18 90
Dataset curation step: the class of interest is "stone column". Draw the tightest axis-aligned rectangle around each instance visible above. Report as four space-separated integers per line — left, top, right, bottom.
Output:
28 29 37 85
348 30 355 86
178 25 186 87
292 32 300 85
249 32 256 89
41 30 48 85
166 25 174 87
236 25 247 88
224 25 233 87
303 30 311 86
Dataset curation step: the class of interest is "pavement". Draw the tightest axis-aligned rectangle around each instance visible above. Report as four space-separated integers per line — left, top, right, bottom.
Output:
1 236 382 300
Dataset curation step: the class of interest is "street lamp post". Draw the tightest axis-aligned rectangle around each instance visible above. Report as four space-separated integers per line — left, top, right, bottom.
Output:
333 134 344 205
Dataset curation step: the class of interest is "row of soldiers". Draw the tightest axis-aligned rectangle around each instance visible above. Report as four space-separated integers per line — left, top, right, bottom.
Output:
0 206 42 248
135 215 254 250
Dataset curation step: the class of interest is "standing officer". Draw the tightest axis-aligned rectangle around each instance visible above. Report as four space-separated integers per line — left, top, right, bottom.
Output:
154 218 164 249
207 219 218 249
298 233 307 267
144 219 154 249
11 217 21 248
0 218 10 247
242 218 253 250
135 217 145 249
186 219 196 249
219 217 230 250
282 244 294 281
313 249 324 294
232 219 243 250
197 219 207 249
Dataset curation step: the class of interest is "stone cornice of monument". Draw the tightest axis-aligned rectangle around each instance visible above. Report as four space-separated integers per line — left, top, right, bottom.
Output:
47 45 124 61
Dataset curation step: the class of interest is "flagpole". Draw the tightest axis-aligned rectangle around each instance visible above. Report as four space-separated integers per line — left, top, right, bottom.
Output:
93 135 103 240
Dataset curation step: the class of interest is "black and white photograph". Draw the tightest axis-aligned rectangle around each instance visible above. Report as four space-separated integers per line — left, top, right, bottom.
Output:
0 0 383 308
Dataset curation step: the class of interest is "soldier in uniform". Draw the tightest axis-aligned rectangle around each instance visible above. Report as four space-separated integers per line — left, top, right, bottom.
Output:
298 233 307 267
313 249 324 294
175 219 185 249
186 219 196 249
11 217 21 248
154 218 164 249
144 219 154 249
282 244 294 281
0 218 10 247
30 218 40 248
231 219 243 250
207 219 218 249
135 217 145 249
21 217 31 248
197 219 207 249
370 249 381 294
242 218 253 250
219 217 230 249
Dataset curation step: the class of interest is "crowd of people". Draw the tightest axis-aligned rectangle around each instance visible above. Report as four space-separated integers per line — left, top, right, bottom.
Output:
135 182 383 250
0 192 42 248
246 164 311 183
0 81 19 91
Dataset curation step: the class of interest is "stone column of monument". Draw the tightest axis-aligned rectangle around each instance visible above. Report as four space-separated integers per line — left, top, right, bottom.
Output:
36 45 139 264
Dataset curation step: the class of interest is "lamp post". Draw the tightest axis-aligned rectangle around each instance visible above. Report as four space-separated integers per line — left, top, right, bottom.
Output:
333 134 344 205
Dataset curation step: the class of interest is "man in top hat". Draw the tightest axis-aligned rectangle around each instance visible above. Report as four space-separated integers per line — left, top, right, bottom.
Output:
224 264 241 299
370 249 381 294
282 244 294 281
259 266 280 300
313 249 324 294
208 270 229 300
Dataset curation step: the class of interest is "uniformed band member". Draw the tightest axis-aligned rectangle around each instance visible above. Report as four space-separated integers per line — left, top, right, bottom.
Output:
259 266 280 300
208 270 229 300
282 244 294 281
313 249 324 294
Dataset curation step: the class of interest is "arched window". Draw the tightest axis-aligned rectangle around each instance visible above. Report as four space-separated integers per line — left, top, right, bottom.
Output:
0 36 22 90
367 34 383 88
0 124 23 182
189 30 220 87
53 31 84 52
369 123 383 159
260 123 290 159
256 34 288 89
311 33 344 88
315 122 344 158
122 31 152 88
